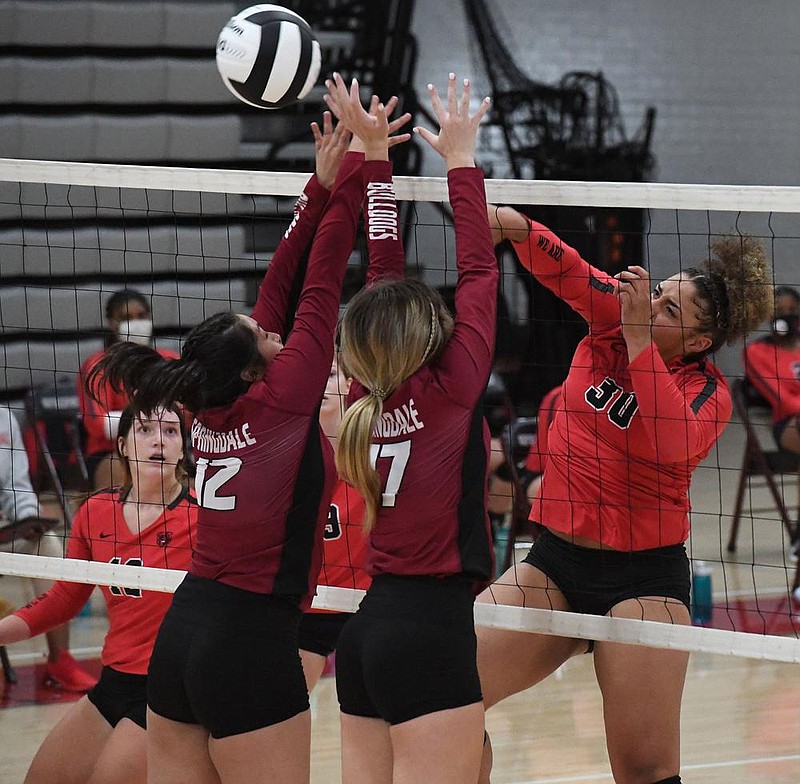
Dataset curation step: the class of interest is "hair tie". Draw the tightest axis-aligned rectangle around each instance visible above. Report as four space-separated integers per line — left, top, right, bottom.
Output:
370 388 386 401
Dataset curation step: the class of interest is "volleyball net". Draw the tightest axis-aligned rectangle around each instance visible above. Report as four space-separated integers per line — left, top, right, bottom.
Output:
1 157 800 664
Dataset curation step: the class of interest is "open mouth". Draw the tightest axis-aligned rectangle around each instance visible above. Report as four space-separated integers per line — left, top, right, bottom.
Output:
148 454 165 462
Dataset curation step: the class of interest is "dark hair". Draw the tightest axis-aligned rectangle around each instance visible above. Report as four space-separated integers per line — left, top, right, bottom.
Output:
114 404 190 495
105 289 150 321
87 312 262 413
682 235 773 358
774 285 800 305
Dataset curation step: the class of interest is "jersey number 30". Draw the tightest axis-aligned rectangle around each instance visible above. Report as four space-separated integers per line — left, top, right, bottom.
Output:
194 457 242 510
370 440 411 507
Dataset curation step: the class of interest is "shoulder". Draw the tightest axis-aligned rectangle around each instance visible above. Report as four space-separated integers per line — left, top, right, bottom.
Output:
80 348 107 373
156 348 180 361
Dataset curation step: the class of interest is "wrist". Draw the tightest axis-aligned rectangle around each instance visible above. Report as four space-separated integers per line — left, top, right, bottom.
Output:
364 145 389 161
446 155 475 170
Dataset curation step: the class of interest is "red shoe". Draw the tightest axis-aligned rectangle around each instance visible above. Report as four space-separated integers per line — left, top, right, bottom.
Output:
44 652 98 692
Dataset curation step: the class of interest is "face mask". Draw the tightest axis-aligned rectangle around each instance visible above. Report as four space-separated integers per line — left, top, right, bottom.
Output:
117 318 153 346
772 314 800 337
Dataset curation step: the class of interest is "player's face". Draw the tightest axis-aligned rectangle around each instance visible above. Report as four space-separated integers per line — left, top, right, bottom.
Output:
238 315 283 366
121 409 184 485
320 358 351 440
108 299 150 332
649 274 712 360
775 293 800 320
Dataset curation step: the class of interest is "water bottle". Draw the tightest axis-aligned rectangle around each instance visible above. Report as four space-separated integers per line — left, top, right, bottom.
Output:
691 560 713 625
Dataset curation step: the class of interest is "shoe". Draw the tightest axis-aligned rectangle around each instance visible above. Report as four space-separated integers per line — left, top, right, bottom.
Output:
44 652 98 692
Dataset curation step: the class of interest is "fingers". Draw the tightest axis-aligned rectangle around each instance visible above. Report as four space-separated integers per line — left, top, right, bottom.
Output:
384 95 400 116
472 95 492 126
428 81 446 123
388 133 412 148
460 77 471 117
447 72 458 116
310 121 322 145
414 125 439 149
322 110 333 137
387 111 412 135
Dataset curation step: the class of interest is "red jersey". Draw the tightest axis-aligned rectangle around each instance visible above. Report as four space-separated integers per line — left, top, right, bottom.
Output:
189 163 366 608
80 346 180 458
524 385 563 475
15 489 196 675
510 219 731 551
313 479 370 606
743 337 800 423
349 167 497 590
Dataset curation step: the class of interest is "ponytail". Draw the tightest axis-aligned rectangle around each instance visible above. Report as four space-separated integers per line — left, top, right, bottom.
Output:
86 342 207 413
336 394 383 532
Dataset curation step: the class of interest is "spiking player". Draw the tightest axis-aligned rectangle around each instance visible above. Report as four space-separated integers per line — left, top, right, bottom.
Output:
476 205 774 784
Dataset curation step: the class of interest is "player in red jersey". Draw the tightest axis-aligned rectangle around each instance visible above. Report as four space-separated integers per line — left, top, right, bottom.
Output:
329 73 496 784
298 353 369 689
743 286 800 452
86 89 410 784
0 404 195 784
476 207 773 784
78 289 180 489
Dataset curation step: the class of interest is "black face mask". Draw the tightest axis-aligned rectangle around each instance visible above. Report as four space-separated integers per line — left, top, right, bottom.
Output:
772 314 800 337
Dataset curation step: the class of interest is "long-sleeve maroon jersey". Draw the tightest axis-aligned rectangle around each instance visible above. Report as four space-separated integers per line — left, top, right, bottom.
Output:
349 167 497 591
189 163 366 609
510 219 731 551
743 337 800 423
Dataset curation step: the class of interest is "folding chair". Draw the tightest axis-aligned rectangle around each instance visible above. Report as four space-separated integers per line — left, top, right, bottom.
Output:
25 378 90 527
498 415 541 572
727 378 800 555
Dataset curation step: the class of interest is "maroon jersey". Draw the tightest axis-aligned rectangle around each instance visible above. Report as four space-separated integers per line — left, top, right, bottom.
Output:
349 167 497 590
510 219 731 551
743 337 800 423
189 164 366 608
15 489 196 675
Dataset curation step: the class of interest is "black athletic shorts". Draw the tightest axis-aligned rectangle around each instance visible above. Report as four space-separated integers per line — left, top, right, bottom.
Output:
147 573 308 739
88 666 148 729
298 611 353 657
336 574 482 725
522 528 691 616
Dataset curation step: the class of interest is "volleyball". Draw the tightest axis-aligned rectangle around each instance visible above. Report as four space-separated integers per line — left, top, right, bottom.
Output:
215 4 321 110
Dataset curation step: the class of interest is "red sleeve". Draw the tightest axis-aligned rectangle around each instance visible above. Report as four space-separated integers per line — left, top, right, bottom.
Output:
510 219 621 332
13 503 94 637
251 174 331 335
363 160 405 284
627 346 731 462
259 157 367 414
434 168 499 406
743 340 800 415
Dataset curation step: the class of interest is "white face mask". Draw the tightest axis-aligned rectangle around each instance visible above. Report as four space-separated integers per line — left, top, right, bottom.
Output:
117 318 153 346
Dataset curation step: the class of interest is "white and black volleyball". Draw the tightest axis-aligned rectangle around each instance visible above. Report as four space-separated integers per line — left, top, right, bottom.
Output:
216 4 321 110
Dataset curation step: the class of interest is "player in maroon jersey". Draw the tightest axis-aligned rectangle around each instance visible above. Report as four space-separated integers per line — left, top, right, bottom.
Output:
86 88 409 784
298 123 408 689
328 73 496 784
743 285 800 453
476 207 773 784
0 405 195 784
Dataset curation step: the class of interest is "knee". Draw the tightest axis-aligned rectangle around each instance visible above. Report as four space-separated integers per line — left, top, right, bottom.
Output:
611 758 680 784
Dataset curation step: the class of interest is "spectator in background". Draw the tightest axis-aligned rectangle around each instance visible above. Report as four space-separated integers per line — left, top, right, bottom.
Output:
743 285 800 454
78 290 179 490
0 404 97 691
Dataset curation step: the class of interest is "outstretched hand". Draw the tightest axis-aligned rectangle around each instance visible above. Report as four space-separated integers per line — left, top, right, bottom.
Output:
323 73 390 160
346 95 412 154
414 73 490 170
311 111 352 190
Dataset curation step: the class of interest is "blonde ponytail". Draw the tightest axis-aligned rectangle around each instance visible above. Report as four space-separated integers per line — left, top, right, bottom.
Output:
336 394 383 532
